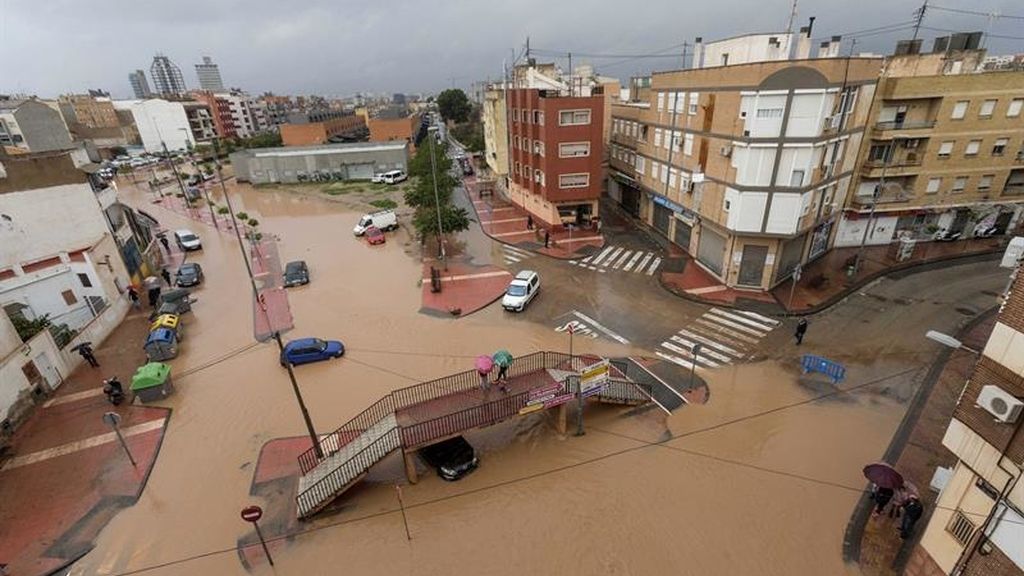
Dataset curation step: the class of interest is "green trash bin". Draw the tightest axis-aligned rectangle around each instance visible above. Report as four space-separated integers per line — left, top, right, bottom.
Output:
131 362 174 403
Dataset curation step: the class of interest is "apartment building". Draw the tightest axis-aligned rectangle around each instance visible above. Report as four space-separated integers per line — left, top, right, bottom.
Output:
906 267 1024 575
194 56 225 92
0 99 74 154
115 99 195 153
281 110 366 146
367 107 423 152
838 44 1024 248
507 85 605 227
608 31 880 291
150 54 187 96
128 69 152 100
191 90 269 140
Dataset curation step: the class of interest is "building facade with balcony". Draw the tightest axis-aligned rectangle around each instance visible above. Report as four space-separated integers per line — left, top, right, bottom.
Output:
608 33 880 291
837 48 1024 248
906 269 1024 575
507 87 605 227
0 99 74 154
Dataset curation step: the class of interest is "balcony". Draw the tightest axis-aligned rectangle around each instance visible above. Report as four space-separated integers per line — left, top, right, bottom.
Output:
860 155 923 178
850 180 915 207
874 120 936 131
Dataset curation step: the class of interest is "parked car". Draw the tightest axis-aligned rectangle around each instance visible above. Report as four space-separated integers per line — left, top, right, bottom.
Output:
420 436 479 481
283 260 310 287
353 210 398 235
371 172 387 183
187 174 203 186
461 162 474 176
175 262 204 287
365 226 386 245
280 337 345 366
502 270 540 312
174 229 202 251
382 170 407 185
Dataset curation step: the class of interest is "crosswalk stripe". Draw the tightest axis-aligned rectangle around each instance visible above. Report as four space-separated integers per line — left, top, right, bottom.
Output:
591 246 616 265
646 257 662 275
623 251 643 272
581 256 592 263
734 309 781 326
601 247 624 267
668 335 735 364
708 308 773 334
656 351 696 371
660 341 720 368
676 328 746 358
504 246 532 257
701 314 767 338
612 250 633 269
504 257 521 263
635 253 653 274
694 317 762 345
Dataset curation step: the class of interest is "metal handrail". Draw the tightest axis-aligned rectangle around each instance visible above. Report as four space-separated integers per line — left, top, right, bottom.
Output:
400 390 532 448
296 427 401 517
297 395 396 474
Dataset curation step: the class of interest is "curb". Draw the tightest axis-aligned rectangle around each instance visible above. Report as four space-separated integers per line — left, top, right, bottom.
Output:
840 306 998 567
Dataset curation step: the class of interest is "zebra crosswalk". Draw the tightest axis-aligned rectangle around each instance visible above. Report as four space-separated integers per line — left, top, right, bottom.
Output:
655 307 780 371
569 245 662 276
501 244 533 266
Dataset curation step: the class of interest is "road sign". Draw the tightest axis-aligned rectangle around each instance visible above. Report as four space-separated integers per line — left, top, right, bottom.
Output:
544 393 576 408
102 411 135 467
102 412 122 427
240 505 263 523
528 382 562 406
580 359 610 395
518 403 545 416
581 384 607 398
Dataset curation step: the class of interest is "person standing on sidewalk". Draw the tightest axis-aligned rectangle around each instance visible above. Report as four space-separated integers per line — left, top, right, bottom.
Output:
527 214 533 230
544 229 550 248
899 495 924 539
161 267 172 286
127 285 140 309
795 318 808 345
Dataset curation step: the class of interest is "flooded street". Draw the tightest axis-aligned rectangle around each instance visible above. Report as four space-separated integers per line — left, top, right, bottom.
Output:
68 177 995 575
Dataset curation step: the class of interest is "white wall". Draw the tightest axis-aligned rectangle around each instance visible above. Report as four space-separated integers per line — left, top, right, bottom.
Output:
0 183 108 267
732 145 776 186
741 93 787 137
765 193 802 234
785 92 829 137
834 214 898 247
0 261 108 332
129 99 194 153
774 146 814 187
703 34 793 67
726 189 767 232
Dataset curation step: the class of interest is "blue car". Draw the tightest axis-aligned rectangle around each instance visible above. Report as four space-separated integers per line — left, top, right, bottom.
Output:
280 337 345 366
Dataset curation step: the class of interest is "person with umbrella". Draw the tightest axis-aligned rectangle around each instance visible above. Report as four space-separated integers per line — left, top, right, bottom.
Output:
475 355 494 393
493 350 513 393
72 342 99 367
863 462 904 516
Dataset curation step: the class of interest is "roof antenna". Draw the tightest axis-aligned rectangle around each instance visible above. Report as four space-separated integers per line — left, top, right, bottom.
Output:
787 0 799 34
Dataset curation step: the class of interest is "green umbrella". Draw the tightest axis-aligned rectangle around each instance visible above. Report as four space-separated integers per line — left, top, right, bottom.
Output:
492 350 514 368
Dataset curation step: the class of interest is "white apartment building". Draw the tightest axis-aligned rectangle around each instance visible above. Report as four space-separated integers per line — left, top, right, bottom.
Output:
115 98 195 153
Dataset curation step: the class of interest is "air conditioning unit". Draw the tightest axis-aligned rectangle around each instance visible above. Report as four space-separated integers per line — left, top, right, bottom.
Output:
977 385 1024 423
720 146 733 158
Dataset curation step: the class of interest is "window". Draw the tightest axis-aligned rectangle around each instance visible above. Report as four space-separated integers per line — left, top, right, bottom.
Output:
951 100 968 119
952 176 967 193
512 108 520 122
673 92 685 114
534 110 542 125
946 511 975 546
558 173 590 188
993 138 1009 156
635 156 645 173
657 92 665 112
756 108 783 119
558 142 590 158
979 99 997 118
670 131 682 150
533 140 544 156
654 128 663 148
724 199 731 211
684 134 694 156
77 273 93 288
979 174 994 190
938 141 954 158
515 162 521 175
926 177 941 194
533 169 544 186
651 162 661 181
790 170 805 187
965 139 981 156
62 289 77 305
689 92 699 115
559 109 591 126
1009 98 1023 118
668 167 677 188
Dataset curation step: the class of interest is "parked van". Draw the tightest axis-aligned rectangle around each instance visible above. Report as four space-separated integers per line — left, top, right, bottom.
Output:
502 270 541 312
382 170 407 185
353 210 398 236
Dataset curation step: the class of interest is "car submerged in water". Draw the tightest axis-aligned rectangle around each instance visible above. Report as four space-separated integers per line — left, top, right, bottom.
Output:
419 436 478 481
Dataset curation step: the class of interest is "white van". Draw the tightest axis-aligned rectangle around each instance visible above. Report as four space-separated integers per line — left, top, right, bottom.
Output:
353 210 398 236
382 170 407 185
502 270 540 312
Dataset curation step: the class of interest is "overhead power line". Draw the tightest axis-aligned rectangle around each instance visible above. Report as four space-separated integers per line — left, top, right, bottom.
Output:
928 4 1024 20
921 24 1024 41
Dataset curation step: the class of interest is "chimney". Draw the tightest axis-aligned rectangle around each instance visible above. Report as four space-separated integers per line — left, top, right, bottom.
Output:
692 36 704 69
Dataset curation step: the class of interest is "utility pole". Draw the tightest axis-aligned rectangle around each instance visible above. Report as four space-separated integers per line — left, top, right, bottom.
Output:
912 1 928 41
427 127 447 269
212 138 323 460
786 0 799 34
852 145 892 277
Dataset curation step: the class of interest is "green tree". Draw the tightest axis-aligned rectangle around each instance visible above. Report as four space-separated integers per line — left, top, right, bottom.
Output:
436 89 472 124
10 313 51 343
407 138 452 179
412 205 470 242
404 171 458 208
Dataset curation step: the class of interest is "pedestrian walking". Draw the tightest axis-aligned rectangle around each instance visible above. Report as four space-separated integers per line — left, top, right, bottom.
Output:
544 229 550 248
161 267 172 286
595 218 602 233
795 318 808 345
127 285 140 309
899 495 924 539
159 235 170 252
478 369 490 392
873 485 894 515
148 286 161 308
527 214 533 230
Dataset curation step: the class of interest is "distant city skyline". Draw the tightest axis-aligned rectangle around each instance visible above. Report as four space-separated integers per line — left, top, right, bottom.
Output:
4 0 1023 99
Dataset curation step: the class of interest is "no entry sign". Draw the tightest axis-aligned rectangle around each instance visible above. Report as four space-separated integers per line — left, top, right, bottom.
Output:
240 505 263 523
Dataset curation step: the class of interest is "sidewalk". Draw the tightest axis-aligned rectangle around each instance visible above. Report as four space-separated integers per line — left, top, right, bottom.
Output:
0 310 170 576
462 179 605 260
848 309 997 576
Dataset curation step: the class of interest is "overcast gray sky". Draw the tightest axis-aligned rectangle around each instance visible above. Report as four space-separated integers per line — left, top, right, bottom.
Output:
2 0 1021 99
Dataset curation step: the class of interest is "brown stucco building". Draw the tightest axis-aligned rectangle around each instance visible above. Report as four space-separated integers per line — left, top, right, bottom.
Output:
281 112 366 146
367 112 421 152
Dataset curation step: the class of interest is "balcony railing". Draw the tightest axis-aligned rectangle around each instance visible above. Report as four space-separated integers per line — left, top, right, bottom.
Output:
874 120 936 131
861 156 923 170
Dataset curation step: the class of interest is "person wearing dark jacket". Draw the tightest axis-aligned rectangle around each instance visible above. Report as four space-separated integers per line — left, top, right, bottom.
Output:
795 318 808 345
873 485 894 515
900 495 924 539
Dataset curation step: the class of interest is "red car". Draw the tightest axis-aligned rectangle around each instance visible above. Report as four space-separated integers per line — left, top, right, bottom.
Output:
365 226 386 245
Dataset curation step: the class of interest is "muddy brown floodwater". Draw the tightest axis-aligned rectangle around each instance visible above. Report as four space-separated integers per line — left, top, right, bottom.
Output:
68 179 910 575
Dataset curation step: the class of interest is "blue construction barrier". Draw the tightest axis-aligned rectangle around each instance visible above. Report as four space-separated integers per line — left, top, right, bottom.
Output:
801 354 846 384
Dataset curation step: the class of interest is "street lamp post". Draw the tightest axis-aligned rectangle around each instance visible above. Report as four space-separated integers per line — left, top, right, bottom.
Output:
427 126 447 270
689 343 703 387
212 138 323 459
191 157 219 230
925 330 981 355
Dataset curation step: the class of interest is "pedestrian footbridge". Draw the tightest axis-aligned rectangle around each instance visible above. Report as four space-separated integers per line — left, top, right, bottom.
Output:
295 352 654 519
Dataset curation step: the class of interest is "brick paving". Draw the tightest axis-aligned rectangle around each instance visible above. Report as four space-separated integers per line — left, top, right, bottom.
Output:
855 310 997 576
0 311 170 576
419 259 512 317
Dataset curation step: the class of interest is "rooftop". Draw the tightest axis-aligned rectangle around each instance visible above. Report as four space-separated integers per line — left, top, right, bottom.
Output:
245 141 408 158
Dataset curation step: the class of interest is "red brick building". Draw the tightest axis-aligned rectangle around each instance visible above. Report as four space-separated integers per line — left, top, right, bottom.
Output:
507 88 604 228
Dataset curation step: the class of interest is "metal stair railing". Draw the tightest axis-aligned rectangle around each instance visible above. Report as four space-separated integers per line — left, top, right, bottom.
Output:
296 426 401 518
298 395 396 474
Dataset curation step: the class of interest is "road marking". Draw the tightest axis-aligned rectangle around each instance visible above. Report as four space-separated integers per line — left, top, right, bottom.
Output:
571 310 630 344
591 246 616 265
660 341 720 368
422 270 512 282
646 258 662 275
694 318 762 345
492 230 536 238
557 235 603 244
734 309 781 325
707 308 773 334
668 335 734 364
686 285 729 295
554 320 600 339
612 250 633 269
677 328 746 358
43 387 104 407
635 253 653 273
623 251 643 272
601 247 624 267
1 419 166 470
656 351 697 371
480 217 529 225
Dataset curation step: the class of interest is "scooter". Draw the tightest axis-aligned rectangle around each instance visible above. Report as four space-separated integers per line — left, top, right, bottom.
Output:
103 377 125 406
933 229 962 242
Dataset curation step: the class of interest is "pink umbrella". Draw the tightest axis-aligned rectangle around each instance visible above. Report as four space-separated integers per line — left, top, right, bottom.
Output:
475 355 494 374
863 462 904 490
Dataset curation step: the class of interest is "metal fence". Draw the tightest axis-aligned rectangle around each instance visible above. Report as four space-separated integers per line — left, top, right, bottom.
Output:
400 390 531 448
297 395 396 474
